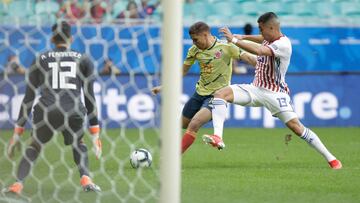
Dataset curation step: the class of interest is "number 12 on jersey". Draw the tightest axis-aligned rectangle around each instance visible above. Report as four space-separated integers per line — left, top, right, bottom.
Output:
49 61 76 90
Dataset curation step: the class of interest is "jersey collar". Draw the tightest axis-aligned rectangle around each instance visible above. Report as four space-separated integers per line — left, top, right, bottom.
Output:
269 34 284 43
207 37 217 50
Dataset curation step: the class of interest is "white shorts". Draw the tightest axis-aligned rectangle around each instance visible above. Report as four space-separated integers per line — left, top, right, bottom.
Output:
230 84 298 123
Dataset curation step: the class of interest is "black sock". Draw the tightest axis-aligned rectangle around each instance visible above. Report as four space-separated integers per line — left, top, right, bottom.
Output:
17 146 40 182
72 142 90 177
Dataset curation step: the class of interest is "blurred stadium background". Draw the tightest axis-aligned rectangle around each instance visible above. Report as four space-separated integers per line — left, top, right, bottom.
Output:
0 0 360 202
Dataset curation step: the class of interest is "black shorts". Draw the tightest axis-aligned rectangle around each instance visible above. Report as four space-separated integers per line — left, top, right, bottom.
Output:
32 104 85 145
182 92 213 120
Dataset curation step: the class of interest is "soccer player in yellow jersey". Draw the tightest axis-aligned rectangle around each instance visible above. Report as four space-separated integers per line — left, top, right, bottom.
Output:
152 22 255 153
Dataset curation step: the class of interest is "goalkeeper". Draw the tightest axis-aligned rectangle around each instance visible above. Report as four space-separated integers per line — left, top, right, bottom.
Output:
152 22 256 153
3 21 102 194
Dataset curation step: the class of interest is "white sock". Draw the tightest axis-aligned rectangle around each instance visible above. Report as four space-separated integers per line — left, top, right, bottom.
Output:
301 128 336 162
211 98 227 138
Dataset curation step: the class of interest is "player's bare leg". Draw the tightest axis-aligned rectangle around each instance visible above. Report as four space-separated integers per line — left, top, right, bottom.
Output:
182 116 191 129
286 118 342 169
182 108 212 154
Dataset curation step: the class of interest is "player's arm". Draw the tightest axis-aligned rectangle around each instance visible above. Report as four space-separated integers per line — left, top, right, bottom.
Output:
239 52 257 67
8 63 39 158
220 27 273 56
16 63 39 127
229 43 257 68
151 46 195 95
81 56 101 159
151 64 191 95
81 56 99 126
182 63 191 76
235 34 264 44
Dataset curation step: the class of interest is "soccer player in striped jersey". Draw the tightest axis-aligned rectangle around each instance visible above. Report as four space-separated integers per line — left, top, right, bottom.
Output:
152 22 255 153
203 12 342 169
3 21 102 195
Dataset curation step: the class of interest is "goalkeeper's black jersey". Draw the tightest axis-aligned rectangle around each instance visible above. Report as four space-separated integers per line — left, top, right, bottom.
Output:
17 47 99 127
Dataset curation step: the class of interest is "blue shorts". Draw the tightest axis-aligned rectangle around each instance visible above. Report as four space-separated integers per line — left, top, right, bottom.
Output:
182 92 213 119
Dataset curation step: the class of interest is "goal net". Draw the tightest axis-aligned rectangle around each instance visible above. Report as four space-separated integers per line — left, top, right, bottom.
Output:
0 11 172 203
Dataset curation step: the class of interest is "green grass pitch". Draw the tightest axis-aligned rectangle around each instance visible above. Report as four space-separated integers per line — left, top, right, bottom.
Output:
1 127 359 203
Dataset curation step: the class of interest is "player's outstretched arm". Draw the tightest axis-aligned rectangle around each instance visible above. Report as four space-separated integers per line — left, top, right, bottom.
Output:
151 64 191 95
236 34 264 44
220 27 272 57
8 65 39 158
240 52 257 67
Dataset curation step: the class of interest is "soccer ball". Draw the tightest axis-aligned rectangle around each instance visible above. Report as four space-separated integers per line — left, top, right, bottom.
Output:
130 148 152 168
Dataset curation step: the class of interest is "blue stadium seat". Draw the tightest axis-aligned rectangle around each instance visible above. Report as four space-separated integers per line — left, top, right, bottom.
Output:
315 2 339 17
206 15 231 25
211 2 236 17
340 2 360 16
262 2 292 17
230 14 255 25
239 2 261 17
35 1 59 15
8 0 33 18
0 2 6 15
188 1 214 19
291 2 315 16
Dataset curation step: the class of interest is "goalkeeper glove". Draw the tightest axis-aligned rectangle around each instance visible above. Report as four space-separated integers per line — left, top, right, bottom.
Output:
89 125 102 159
7 125 24 159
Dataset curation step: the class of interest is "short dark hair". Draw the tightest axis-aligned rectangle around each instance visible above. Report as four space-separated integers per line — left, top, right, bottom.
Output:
189 22 210 35
257 12 278 24
52 21 71 44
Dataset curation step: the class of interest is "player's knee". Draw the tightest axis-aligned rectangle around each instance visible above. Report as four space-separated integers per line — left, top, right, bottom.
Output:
29 139 42 152
213 87 232 101
75 139 87 149
213 88 226 99
286 119 303 136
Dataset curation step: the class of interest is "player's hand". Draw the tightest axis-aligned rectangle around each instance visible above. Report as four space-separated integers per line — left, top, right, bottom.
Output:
151 86 162 95
89 125 102 159
7 125 24 159
219 27 234 42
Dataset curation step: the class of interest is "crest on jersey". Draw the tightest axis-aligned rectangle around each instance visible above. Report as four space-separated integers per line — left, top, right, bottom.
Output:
214 50 222 59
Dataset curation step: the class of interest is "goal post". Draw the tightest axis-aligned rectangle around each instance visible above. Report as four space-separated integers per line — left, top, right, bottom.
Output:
160 0 183 203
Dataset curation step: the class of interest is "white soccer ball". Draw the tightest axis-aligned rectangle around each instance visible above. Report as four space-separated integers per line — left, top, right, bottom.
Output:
130 148 152 168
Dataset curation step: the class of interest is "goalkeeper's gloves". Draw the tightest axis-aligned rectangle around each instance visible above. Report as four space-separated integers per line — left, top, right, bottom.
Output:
89 125 102 159
7 125 24 159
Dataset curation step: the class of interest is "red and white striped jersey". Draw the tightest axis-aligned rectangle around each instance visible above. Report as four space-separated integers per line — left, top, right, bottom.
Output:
253 36 292 94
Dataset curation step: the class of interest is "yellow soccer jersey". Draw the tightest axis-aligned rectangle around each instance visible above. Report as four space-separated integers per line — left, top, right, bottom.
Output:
184 38 242 95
